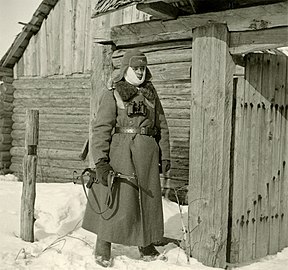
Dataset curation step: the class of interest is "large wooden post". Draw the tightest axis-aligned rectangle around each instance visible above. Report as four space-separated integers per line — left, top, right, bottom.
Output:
188 23 235 268
20 109 39 242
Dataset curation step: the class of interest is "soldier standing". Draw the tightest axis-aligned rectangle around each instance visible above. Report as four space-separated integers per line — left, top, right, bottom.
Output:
82 49 171 267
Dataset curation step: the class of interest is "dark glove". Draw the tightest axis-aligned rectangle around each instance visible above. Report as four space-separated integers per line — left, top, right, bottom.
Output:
161 159 171 174
95 159 114 186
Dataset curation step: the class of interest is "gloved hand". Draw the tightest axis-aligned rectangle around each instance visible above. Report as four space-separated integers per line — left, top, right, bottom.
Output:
161 159 171 174
95 159 114 186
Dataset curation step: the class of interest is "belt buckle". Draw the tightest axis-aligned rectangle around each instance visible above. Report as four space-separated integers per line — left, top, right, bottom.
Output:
140 127 146 135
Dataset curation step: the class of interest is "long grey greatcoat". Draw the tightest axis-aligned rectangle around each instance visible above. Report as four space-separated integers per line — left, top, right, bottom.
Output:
82 78 170 247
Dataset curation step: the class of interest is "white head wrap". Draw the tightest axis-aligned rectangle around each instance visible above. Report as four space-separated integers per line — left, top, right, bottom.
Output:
124 67 146 86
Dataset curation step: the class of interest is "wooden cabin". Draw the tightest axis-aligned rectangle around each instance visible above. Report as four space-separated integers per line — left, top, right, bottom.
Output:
0 0 288 268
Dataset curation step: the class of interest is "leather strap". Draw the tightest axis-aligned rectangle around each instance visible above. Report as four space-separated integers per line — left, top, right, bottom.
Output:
115 126 157 137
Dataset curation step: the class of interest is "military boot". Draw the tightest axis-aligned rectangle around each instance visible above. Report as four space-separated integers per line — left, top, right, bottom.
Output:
138 243 160 261
94 239 112 268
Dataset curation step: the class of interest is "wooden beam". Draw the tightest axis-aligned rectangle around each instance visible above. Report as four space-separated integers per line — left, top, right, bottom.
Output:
110 2 288 47
188 23 234 268
230 26 288 54
136 1 180 20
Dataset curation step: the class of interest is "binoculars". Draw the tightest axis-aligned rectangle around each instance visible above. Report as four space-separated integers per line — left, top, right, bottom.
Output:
127 101 147 116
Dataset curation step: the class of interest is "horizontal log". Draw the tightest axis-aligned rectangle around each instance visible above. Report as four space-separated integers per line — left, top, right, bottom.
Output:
11 147 84 161
0 67 13 77
0 152 11 161
13 108 90 116
10 163 78 181
113 61 191 82
12 122 89 132
169 126 189 138
230 26 288 54
154 81 191 95
167 118 190 127
0 127 12 134
0 84 15 95
13 77 91 89
0 134 12 144
14 88 91 99
12 138 87 151
0 94 13 103
11 130 88 143
12 114 90 125
163 108 190 119
110 2 288 46
13 98 90 108
0 144 11 151
0 118 13 127
113 40 192 57
0 110 13 118
11 156 89 171
112 47 192 68
160 95 191 109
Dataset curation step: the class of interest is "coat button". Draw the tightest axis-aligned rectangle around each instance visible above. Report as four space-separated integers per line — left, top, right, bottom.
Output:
129 120 133 125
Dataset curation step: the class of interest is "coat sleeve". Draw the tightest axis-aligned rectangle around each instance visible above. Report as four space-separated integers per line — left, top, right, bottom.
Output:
90 90 117 164
154 92 170 161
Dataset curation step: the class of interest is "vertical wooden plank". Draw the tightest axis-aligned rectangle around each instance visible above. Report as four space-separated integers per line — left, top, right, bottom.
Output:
276 55 287 251
46 7 54 76
230 76 245 263
17 55 25 77
74 0 87 73
53 1 61 74
63 0 73 75
188 23 234 268
255 53 272 259
84 0 92 72
39 19 48 77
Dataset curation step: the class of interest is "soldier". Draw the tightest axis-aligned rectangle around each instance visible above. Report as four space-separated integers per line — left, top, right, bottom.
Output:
82 49 171 267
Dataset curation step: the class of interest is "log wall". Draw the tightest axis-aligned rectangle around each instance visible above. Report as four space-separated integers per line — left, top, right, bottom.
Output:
112 41 192 189
0 75 14 172
230 53 288 263
11 76 91 182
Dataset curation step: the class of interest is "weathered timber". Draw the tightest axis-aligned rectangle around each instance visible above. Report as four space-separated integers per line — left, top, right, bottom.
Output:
11 112 89 124
11 147 84 161
0 67 13 77
136 2 180 20
13 109 90 117
230 26 288 54
110 2 288 46
20 110 39 242
12 77 91 89
188 23 234 268
14 88 91 98
13 98 90 108
11 130 87 143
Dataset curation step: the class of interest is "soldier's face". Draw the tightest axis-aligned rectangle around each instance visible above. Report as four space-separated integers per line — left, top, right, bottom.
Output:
132 66 145 80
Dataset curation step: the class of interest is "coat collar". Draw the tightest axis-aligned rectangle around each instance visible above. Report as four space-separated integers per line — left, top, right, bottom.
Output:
114 80 155 101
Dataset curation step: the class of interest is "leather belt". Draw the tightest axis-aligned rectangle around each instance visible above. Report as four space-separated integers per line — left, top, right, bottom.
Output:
115 126 157 137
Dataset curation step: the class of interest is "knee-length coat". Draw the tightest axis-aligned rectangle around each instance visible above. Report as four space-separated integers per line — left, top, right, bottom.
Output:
82 79 170 247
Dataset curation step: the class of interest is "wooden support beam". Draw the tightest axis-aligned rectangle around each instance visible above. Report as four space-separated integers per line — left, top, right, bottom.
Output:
110 2 288 47
20 110 39 242
188 23 234 268
230 26 288 54
136 1 180 20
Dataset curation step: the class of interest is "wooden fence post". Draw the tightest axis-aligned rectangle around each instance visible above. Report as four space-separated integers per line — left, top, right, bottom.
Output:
20 109 39 242
188 23 235 268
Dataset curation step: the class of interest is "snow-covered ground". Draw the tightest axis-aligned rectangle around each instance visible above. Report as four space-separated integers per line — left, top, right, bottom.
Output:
0 174 287 270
